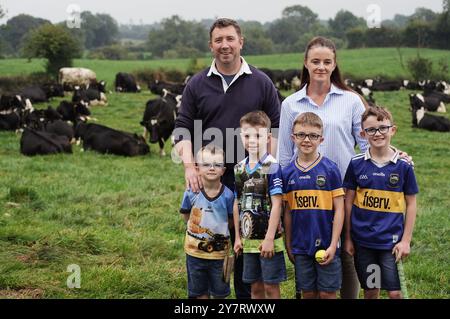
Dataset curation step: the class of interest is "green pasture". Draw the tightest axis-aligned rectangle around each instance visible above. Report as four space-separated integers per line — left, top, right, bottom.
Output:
0 49 449 298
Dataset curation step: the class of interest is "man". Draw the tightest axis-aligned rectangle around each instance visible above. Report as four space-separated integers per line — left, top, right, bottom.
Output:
174 18 281 299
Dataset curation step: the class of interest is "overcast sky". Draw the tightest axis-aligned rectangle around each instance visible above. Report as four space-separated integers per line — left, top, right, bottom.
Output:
0 0 445 25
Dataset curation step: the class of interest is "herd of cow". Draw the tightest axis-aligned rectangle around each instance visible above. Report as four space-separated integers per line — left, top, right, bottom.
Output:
0 67 449 158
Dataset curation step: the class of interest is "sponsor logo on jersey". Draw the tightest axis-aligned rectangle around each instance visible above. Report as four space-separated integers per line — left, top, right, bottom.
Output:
359 174 369 180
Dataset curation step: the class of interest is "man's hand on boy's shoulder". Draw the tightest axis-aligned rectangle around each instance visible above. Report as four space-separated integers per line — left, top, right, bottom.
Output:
185 165 202 192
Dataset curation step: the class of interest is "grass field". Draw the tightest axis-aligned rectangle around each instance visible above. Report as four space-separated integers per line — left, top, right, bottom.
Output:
0 48 449 298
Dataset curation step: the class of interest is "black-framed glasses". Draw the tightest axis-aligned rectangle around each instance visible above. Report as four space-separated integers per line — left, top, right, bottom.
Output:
364 125 393 136
198 162 225 169
292 132 322 141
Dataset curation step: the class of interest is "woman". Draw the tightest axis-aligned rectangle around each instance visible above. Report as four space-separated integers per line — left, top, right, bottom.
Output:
277 36 367 299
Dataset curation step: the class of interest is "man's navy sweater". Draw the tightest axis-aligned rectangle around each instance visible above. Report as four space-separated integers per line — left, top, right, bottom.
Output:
174 65 280 166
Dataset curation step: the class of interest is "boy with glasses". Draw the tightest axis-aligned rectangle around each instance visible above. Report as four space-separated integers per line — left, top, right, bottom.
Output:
233 111 286 299
180 144 234 299
283 112 345 299
343 106 418 299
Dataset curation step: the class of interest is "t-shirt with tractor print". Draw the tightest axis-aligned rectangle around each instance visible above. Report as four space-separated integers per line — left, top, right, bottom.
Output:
180 185 234 259
234 153 284 253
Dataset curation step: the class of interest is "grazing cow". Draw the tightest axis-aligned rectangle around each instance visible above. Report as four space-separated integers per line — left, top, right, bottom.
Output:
140 93 178 156
43 120 75 141
57 101 91 123
20 128 72 156
148 80 185 95
410 93 446 113
75 122 149 156
0 95 30 112
86 80 107 93
72 86 107 106
355 85 376 106
403 80 425 90
412 107 450 132
20 86 49 103
59 67 97 91
115 72 141 92
423 87 450 104
0 110 21 131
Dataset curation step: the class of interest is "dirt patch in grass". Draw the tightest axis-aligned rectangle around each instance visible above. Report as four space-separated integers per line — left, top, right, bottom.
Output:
0 288 44 299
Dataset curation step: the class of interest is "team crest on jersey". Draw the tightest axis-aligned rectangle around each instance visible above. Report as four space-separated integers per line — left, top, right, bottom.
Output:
389 173 400 188
316 175 326 188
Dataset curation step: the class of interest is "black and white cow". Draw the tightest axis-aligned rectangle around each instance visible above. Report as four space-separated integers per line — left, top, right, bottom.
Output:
20 128 72 156
57 101 91 123
75 122 150 156
140 92 178 156
72 86 108 106
409 93 446 113
148 80 185 95
0 95 33 131
115 72 141 92
412 107 450 132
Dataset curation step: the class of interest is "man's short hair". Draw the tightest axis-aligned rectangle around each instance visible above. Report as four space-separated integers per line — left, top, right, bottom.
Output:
361 106 394 127
293 112 323 131
209 18 242 40
196 144 225 163
240 111 271 129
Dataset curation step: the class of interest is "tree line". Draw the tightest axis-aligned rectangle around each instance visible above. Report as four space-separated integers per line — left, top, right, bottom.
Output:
0 2 448 65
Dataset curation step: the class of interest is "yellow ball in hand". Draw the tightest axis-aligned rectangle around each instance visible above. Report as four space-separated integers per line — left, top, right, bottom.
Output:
315 250 326 263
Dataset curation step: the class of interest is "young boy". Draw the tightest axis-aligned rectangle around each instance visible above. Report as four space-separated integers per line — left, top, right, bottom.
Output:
233 110 286 299
343 106 418 299
180 144 234 299
283 112 345 299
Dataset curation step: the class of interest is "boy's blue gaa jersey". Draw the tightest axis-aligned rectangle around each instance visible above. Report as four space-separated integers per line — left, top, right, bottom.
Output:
180 186 234 259
343 149 419 250
282 155 344 257
234 153 284 253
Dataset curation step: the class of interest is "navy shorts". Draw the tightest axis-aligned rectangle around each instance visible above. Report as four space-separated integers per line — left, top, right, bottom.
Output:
186 254 230 298
242 252 287 284
294 254 342 292
354 244 401 291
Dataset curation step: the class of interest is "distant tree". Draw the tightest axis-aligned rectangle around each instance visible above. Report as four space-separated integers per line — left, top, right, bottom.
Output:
433 0 450 49
1 14 51 52
382 14 410 28
80 11 119 49
402 19 433 48
328 10 367 40
365 27 400 47
267 5 321 52
22 24 82 76
147 15 207 58
410 7 438 23
241 22 274 55
346 27 366 48
0 5 5 18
